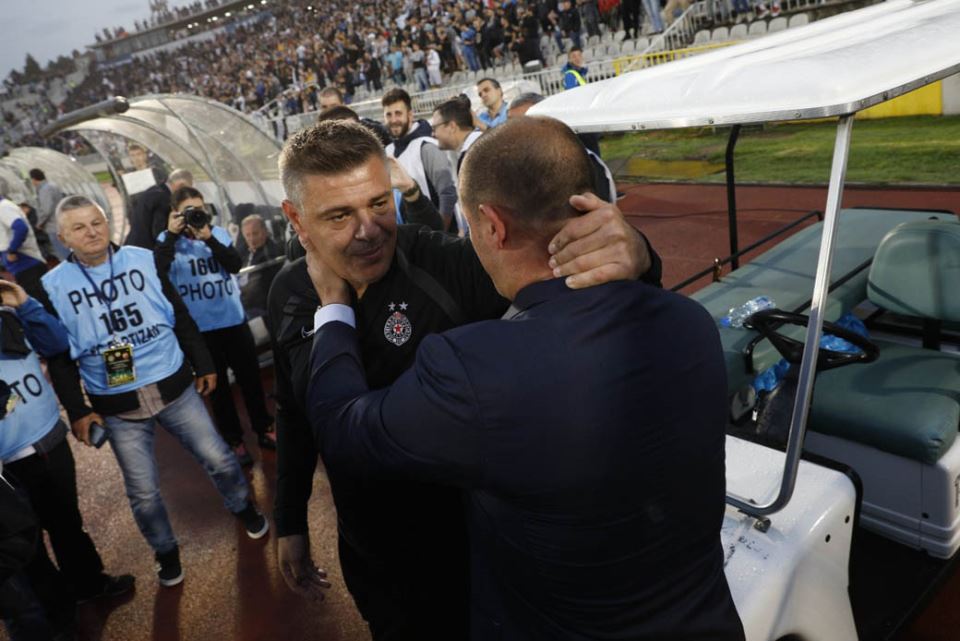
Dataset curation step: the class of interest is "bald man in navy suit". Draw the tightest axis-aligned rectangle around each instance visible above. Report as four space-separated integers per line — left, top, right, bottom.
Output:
304 116 744 641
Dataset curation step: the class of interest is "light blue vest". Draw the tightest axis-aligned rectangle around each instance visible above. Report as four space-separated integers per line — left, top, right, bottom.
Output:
41 247 185 396
0 338 61 461
157 226 245 332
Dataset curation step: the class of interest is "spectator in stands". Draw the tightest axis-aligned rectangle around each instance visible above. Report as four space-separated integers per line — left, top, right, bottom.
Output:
239 214 284 267
155 187 277 467
579 0 602 37
477 78 509 130
43 195 269 587
0 184 47 301
553 0 583 52
124 168 193 250
28 170 66 261
410 43 430 92
461 20 481 72
621 0 644 40
382 88 458 230
431 96 483 235
426 44 443 88
0 278 135 607
317 86 391 145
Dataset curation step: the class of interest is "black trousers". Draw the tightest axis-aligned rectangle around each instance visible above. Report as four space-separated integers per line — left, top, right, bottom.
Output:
622 0 643 37
5 435 104 595
203 322 273 446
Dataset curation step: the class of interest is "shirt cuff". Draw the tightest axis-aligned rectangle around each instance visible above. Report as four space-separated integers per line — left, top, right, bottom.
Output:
313 304 356 332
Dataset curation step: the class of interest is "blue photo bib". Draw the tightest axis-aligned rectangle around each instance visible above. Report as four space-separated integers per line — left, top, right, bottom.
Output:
0 342 61 461
42 246 185 396
157 226 245 332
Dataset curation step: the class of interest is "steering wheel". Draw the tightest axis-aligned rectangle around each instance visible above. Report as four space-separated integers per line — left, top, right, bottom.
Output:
746 309 879 371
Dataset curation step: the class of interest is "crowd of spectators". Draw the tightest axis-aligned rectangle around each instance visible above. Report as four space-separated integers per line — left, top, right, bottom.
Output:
65 0 649 120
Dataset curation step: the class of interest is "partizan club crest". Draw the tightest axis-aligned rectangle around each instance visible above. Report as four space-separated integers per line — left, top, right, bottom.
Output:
383 302 413 346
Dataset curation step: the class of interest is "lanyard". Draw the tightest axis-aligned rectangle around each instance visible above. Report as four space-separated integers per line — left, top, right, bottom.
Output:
75 246 119 340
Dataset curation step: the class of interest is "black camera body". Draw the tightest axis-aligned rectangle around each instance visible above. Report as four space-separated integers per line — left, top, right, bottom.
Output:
182 206 212 229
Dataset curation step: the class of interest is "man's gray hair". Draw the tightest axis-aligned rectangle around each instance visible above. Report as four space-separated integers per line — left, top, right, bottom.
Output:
510 93 546 110
167 168 194 187
241 213 267 230
55 194 106 231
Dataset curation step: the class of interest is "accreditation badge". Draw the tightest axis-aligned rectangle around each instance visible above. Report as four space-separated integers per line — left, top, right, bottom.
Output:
104 342 136 387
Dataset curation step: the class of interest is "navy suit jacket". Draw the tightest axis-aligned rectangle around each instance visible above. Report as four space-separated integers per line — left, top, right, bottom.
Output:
308 278 744 641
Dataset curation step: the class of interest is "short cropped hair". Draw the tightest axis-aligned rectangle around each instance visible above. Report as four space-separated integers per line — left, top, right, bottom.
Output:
241 213 267 230
319 86 344 101
476 77 501 90
55 194 105 231
433 95 474 131
510 92 545 110
318 105 360 123
168 168 194 186
29 169 45 182
171 185 204 210
279 120 385 208
382 87 412 110
460 116 593 229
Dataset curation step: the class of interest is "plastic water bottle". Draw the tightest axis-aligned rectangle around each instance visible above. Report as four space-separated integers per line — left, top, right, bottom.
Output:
720 296 776 328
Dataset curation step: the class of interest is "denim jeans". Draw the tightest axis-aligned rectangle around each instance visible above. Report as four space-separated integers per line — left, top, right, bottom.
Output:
643 0 665 31
554 30 583 53
105 385 249 554
462 45 480 71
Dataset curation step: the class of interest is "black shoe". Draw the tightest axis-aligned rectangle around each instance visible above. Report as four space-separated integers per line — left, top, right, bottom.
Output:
235 502 270 540
155 547 184 587
75 573 136 603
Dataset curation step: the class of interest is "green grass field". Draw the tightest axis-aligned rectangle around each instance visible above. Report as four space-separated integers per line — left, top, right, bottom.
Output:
600 115 960 185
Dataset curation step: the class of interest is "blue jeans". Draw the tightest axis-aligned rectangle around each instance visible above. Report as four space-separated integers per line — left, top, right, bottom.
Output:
105 385 249 554
554 30 583 53
732 0 751 12
462 45 480 72
643 0 665 31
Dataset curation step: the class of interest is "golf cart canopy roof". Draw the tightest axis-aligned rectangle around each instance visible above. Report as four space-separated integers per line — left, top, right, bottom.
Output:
529 0 960 132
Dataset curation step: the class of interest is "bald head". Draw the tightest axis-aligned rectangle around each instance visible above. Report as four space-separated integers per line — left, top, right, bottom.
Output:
460 116 593 233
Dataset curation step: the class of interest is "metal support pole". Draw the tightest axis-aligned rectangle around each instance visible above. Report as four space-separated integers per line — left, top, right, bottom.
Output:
725 124 741 270
726 114 855 518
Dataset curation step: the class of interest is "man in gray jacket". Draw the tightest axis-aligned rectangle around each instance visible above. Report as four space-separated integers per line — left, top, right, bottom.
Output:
382 88 459 232
28 170 66 260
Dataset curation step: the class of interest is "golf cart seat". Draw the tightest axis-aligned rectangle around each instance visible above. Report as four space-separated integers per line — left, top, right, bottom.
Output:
692 209 955 394
805 220 960 558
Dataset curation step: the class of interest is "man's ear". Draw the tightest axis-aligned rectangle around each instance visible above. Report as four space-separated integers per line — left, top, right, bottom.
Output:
477 204 508 249
281 199 303 234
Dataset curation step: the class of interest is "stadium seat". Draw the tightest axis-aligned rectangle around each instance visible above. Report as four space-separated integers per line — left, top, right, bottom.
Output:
730 23 748 39
614 29 626 41
768 16 788 33
711 26 730 42
588 34 601 46
694 29 711 45
635 36 650 51
748 20 767 37
557 53 569 67
620 39 637 54
789 12 810 28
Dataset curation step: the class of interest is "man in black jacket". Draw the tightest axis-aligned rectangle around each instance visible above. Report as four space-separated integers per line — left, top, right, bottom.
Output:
123 168 193 250
271 120 660 640
304 116 744 640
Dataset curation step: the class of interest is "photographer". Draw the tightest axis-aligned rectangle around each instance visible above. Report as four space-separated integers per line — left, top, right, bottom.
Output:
155 187 276 466
0 279 133 606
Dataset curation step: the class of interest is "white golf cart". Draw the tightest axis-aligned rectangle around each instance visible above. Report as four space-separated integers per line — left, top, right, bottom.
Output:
532 1 960 639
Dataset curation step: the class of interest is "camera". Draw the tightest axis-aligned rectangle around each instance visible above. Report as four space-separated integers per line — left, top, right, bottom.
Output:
181 205 212 229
